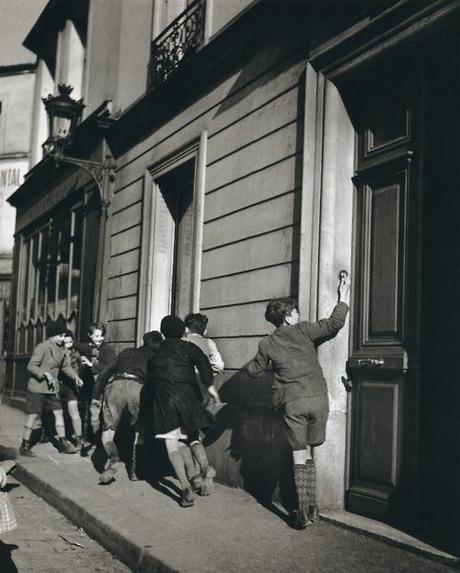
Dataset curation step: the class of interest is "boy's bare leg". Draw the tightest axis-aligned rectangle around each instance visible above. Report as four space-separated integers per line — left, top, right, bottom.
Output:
67 400 82 447
54 410 77 454
178 442 202 492
99 428 121 484
130 428 145 481
20 413 38 456
165 439 194 507
189 439 216 495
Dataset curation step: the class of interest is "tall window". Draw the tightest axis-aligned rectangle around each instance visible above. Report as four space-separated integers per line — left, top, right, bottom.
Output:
17 205 84 354
150 158 195 324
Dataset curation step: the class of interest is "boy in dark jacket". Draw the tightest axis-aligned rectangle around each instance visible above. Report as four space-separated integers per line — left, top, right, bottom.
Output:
246 273 350 529
98 330 163 484
75 322 117 446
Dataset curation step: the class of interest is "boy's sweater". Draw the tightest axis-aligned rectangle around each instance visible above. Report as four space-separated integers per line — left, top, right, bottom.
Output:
246 302 349 407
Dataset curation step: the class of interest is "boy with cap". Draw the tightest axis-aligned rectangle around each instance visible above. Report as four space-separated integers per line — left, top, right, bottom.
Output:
19 321 84 456
246 273 350 529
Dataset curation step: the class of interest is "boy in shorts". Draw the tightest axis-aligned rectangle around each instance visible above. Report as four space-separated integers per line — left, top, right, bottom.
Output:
246 273 350 529
60 330 84 449
19 322 83 457
76 322 117 446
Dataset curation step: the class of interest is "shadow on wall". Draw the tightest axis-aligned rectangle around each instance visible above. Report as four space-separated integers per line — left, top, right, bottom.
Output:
205 369 296 512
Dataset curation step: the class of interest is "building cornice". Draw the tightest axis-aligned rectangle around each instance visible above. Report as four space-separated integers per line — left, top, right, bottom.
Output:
0 63 37 77
309 0 460 81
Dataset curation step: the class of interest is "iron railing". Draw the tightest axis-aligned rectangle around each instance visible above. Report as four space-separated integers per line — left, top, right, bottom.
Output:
148 0 206 90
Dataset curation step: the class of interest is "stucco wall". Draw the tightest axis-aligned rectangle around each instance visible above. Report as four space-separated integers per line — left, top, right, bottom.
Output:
0 72 35 155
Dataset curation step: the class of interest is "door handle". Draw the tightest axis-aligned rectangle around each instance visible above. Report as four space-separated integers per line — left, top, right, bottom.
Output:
355 358 385 367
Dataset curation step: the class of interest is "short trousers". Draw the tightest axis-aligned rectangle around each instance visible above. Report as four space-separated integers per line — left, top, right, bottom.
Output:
25 391 62 415
60 382 79 402
283 394 329 450
102 378 142 431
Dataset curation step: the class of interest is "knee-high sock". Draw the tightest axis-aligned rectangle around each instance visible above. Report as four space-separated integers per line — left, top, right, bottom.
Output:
294 464 309 513
168 450 191 490
305 459 316 507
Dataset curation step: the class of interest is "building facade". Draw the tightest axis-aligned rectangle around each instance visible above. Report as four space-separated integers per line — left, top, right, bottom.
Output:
6 0 460 556
0 63 36 391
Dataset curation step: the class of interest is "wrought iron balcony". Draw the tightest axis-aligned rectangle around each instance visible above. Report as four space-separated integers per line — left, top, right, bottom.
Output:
149 0 206 90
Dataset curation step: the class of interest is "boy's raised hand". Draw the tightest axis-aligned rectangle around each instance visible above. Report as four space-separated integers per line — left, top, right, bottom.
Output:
80 356 93 368
338 270 350 304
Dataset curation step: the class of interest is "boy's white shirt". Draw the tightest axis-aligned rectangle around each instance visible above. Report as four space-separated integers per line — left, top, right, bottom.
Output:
184 332 225 373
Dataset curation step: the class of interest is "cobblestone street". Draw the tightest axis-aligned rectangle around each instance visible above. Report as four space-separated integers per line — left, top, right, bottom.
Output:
0 477 129 573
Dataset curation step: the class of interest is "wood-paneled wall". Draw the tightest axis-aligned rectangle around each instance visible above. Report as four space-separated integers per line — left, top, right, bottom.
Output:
107 31 306 381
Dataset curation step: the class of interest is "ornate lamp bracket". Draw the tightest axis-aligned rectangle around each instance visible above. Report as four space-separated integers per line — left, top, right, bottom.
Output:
51 151 116 209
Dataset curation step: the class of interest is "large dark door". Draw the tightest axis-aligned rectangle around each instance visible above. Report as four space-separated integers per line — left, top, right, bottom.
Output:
346 68 422 529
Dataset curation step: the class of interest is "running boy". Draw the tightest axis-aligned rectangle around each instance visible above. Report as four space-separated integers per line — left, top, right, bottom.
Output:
246 273 350 530
20 322 84 456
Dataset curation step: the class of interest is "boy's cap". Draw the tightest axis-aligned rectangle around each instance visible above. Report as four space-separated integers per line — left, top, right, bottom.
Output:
160 316 185 338
46 321 66 338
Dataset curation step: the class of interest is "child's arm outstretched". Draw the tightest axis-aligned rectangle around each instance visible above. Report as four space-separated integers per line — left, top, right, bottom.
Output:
302 272 350 343
246 341 270 377
208 338 224 374
190 344 222 406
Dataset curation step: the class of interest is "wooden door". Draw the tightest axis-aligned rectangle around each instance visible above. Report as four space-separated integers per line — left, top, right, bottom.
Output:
346 68 422 528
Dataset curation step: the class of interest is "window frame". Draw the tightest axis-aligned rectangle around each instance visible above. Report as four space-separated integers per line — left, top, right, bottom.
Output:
137 130 207 343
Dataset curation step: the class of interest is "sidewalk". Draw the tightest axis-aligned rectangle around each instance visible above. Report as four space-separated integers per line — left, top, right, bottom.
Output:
0 402 458 573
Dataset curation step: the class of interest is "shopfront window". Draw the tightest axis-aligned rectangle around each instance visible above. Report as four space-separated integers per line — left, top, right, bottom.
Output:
17 205 84 354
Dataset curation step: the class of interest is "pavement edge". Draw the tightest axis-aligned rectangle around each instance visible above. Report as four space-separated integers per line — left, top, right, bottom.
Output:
319 512 460 569
13 463 179 573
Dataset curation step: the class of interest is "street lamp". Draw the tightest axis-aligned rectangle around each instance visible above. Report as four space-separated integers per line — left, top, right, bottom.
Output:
42 84 115 204
42 84 115 322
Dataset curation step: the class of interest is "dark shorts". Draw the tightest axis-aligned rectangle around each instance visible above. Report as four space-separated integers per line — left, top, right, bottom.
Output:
25 391 62 415
283 394 329 450
60 382 79 402
102 378 142 431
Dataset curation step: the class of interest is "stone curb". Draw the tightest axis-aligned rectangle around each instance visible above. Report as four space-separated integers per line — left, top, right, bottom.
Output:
14 463 179 573
320 511 460 569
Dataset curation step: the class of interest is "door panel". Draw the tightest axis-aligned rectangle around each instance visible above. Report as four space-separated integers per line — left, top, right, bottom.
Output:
346 69 420 527
366 172 406 342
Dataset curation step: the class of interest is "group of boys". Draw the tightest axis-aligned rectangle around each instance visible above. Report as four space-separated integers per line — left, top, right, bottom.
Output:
17 271 350 530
